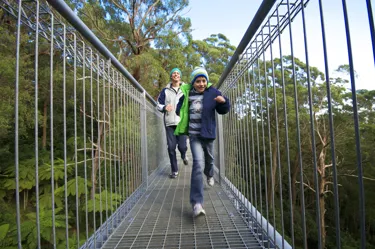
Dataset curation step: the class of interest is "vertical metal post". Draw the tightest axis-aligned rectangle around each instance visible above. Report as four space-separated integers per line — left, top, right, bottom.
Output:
217 114 225 184
49 13 57 249
14 1 22 247
141 91 148 189
35 2 41 248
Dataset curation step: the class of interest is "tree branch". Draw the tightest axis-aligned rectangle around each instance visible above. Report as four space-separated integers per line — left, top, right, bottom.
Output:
314 112 325 145
323 190 333 195
111 0 131 17
340 174 375 181
296 181 316 193
143 5 185 40
138 0 160 29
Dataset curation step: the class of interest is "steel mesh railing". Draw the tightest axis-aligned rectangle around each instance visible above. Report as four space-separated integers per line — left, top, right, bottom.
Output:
0 0 167 248
216 0 374 248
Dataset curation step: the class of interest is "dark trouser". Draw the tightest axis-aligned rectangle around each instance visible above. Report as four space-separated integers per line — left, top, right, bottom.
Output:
166 125 187 173
189 135 214 205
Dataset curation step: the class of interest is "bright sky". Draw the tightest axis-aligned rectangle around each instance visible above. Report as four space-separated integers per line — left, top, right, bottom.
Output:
184 0 375 90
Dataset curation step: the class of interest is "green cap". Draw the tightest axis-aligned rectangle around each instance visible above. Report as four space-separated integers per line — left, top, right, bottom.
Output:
170 68 182 77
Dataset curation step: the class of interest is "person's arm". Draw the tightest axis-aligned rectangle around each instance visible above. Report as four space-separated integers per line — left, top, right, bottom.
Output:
214 90 230 114
156 89 167 112
176 95 185 116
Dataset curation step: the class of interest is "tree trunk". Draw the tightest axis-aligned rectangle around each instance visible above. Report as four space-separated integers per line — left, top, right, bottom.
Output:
24 190 26 210
42 100 48 149
91 122 104 199
268 141 278 208
291 153 299 212
132 66 141 82
318 143 327 249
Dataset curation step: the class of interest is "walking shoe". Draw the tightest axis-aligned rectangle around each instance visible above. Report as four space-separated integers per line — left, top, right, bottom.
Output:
169 172 178 178
182 156 189 165
207 177 214 187
193 203 206 217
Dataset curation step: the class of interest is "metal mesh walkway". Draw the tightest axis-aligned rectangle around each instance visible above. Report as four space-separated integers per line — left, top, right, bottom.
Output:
102 162 264 249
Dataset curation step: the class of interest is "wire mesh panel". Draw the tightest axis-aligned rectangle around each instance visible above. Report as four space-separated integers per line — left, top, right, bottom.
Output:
217 0 374 249
146 102 168 177
0 0 165 248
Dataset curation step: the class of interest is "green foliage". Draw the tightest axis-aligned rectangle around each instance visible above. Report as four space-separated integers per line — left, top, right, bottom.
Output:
192 34 236 84
86 190 122 213
55 177 92 197
3 160 35 191
72 0 192 96
38 158 74 182
0 223 10 241
22 208 68 246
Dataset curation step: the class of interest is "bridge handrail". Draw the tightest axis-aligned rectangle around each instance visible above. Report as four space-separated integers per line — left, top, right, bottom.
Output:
216 0 276 89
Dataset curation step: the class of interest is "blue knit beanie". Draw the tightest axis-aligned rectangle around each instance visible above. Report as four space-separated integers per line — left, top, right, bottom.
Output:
170 68 182 77
190 67 209 84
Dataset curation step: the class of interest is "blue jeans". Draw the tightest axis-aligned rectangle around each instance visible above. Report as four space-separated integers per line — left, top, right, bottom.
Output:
189 135 214 206
166 126 187 173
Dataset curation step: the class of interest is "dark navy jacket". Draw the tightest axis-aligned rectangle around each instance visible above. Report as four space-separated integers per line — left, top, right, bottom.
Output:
175 84 230 139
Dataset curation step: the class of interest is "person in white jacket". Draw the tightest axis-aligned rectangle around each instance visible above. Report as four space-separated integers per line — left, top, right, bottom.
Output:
157 68 188 178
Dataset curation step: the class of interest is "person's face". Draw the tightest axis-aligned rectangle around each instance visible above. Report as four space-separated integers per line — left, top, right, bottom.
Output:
171 71 181 82
193 76 207 93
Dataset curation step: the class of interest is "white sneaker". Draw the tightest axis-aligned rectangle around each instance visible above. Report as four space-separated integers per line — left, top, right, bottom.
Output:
193 203 206 217
207 177 214 187
169 172 178 178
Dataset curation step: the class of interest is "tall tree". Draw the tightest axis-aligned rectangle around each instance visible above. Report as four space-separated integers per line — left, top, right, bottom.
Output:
192 33 236 84
72 0 192 96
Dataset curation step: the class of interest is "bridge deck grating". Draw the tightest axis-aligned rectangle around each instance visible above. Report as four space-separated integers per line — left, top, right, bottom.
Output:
102 158 265 249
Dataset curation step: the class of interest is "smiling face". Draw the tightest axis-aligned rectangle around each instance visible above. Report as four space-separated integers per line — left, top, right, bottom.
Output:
170 71 181 83
193 76 207 93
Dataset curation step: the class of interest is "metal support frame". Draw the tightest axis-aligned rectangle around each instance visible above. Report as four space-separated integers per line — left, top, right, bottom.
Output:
141 91 149 189
216 114 226 185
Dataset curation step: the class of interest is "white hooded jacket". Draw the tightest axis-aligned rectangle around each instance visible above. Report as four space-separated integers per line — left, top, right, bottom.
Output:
157 82 185 126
